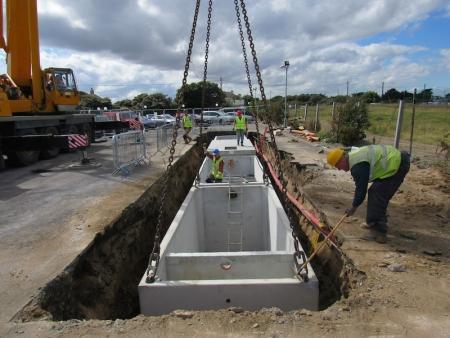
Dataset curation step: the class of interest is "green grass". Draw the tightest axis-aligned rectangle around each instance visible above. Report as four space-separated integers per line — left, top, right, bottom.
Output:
366 104 449 145
288 103 449 145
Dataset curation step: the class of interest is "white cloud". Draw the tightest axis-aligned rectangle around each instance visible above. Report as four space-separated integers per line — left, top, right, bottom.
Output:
1 0 448 100
137 0 161 16
38 1 88 30
440 49 450 70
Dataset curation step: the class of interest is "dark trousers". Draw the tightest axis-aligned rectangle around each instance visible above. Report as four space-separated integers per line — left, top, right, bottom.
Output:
206 175 222 183
366 151 410 233
183 128 192 143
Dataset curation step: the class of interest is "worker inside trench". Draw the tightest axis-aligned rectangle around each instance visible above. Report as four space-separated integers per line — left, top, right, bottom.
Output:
14 132 362 322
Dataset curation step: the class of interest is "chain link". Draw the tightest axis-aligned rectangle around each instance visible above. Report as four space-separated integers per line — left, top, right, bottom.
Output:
239 0 308 281
146 0 202 283
234 0 268 185
200 0 213 138
233 0 261 145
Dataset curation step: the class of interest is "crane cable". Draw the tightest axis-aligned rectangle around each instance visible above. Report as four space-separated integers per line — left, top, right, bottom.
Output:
146 0 202 283
233 0 268 185
200 0 213 138
238 0 308 281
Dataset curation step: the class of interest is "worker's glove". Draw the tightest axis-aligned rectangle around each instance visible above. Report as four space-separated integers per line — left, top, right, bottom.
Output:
345 206 357 216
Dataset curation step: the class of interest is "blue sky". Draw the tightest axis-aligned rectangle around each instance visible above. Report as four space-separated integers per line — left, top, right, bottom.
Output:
1 0 449 101
355 8 450 95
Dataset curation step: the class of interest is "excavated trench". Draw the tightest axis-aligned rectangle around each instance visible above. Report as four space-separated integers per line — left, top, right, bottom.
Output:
16 132 363 322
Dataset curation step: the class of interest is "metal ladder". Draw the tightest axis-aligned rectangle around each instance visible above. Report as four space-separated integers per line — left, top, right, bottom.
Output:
226 176 244 251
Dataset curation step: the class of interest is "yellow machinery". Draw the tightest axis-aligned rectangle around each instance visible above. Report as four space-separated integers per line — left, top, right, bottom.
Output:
0 0 94 166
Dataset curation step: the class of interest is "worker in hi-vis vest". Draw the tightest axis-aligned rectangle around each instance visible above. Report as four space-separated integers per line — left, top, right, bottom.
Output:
327 145 410 243
205 148 224 183
232 110 248 146
182 110 193 144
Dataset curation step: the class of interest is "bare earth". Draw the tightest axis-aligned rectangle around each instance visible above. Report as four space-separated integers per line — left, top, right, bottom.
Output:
1 130 449 337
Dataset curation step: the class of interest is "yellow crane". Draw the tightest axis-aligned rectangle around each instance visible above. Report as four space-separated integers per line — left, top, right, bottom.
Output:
0 0 94 166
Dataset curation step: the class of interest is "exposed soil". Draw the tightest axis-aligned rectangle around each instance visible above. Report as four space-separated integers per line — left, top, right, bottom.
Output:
3 132 450 337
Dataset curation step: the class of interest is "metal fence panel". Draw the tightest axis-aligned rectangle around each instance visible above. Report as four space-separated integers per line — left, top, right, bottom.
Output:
156 124 174 152
112 131 147 175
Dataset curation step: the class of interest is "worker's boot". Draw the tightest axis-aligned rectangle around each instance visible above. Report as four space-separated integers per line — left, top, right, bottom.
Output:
361 229 387 244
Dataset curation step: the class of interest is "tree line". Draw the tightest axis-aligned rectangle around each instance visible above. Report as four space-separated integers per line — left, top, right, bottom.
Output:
79 81 449 110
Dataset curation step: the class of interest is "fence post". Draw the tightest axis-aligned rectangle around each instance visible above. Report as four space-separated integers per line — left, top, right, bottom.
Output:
304 104 308 122
314 104 319 131
331 102 335 120
409 89 416 155
394 100 405 149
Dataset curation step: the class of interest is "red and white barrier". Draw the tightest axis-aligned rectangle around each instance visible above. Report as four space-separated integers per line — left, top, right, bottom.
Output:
129 119 142 130
68 134 88 149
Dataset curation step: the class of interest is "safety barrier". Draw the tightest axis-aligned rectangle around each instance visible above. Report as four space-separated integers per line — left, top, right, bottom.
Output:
155 124 173 153
112 131 147 175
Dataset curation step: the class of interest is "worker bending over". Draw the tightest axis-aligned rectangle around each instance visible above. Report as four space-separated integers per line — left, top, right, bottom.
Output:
205 148 224 183
232 111 248 146
327 145 410 243
182 111 193 144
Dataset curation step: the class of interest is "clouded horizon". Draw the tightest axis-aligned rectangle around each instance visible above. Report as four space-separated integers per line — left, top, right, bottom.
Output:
2 0 449 102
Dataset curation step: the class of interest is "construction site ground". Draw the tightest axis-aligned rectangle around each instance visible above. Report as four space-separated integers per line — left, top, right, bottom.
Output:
1 127 449 337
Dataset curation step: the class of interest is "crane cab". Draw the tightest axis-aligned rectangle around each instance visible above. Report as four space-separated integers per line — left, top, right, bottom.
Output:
43 68 80 112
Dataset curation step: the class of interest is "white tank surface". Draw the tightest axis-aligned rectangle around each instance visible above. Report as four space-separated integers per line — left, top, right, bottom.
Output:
138 136 319 315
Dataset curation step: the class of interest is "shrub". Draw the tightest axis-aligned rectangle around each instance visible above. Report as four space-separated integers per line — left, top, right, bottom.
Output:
332 98 370 146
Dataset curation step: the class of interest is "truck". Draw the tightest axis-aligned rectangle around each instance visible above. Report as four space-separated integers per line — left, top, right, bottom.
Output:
0 0 118 168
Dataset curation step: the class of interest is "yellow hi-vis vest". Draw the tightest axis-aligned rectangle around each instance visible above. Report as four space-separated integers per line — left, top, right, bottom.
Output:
349 145 401 182
212 157 224 179
235 116 246 130
182 115 192 128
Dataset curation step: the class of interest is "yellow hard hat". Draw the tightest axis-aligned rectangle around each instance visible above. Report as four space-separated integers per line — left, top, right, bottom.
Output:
327 148 344 166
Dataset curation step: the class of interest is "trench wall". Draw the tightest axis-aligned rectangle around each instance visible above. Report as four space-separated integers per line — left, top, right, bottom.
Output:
260 141 364 309
16 131 363 321
17 142 204 321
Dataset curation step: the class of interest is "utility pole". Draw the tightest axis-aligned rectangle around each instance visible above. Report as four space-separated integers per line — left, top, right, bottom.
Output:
346 80 349 96
381 81 384 97
281 60 290 128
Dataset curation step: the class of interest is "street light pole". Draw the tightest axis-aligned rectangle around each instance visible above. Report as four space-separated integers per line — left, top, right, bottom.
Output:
281 60 289 128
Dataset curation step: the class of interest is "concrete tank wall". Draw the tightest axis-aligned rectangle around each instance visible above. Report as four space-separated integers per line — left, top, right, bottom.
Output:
139 184 319 315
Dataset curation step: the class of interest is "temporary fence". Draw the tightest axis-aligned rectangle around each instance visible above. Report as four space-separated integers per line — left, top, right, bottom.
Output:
155 124 173 153
112 130 147 175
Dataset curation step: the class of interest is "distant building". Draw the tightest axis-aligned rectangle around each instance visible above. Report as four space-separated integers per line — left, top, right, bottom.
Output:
90 87 95 95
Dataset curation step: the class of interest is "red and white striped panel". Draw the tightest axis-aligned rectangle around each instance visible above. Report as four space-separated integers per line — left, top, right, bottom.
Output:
68 134 88 149
129 119 142 130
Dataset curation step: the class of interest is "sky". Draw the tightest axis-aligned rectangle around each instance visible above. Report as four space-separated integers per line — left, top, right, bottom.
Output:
1 0 449 102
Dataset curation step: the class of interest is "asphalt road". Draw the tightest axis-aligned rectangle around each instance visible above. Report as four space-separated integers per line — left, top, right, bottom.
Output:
0 129 192 326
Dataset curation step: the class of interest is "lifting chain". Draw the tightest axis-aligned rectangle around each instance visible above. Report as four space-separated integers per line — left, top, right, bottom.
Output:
239 0 308 281
146 0 201 283
234 0 268 185
233 0 261 144
200 0 213 138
